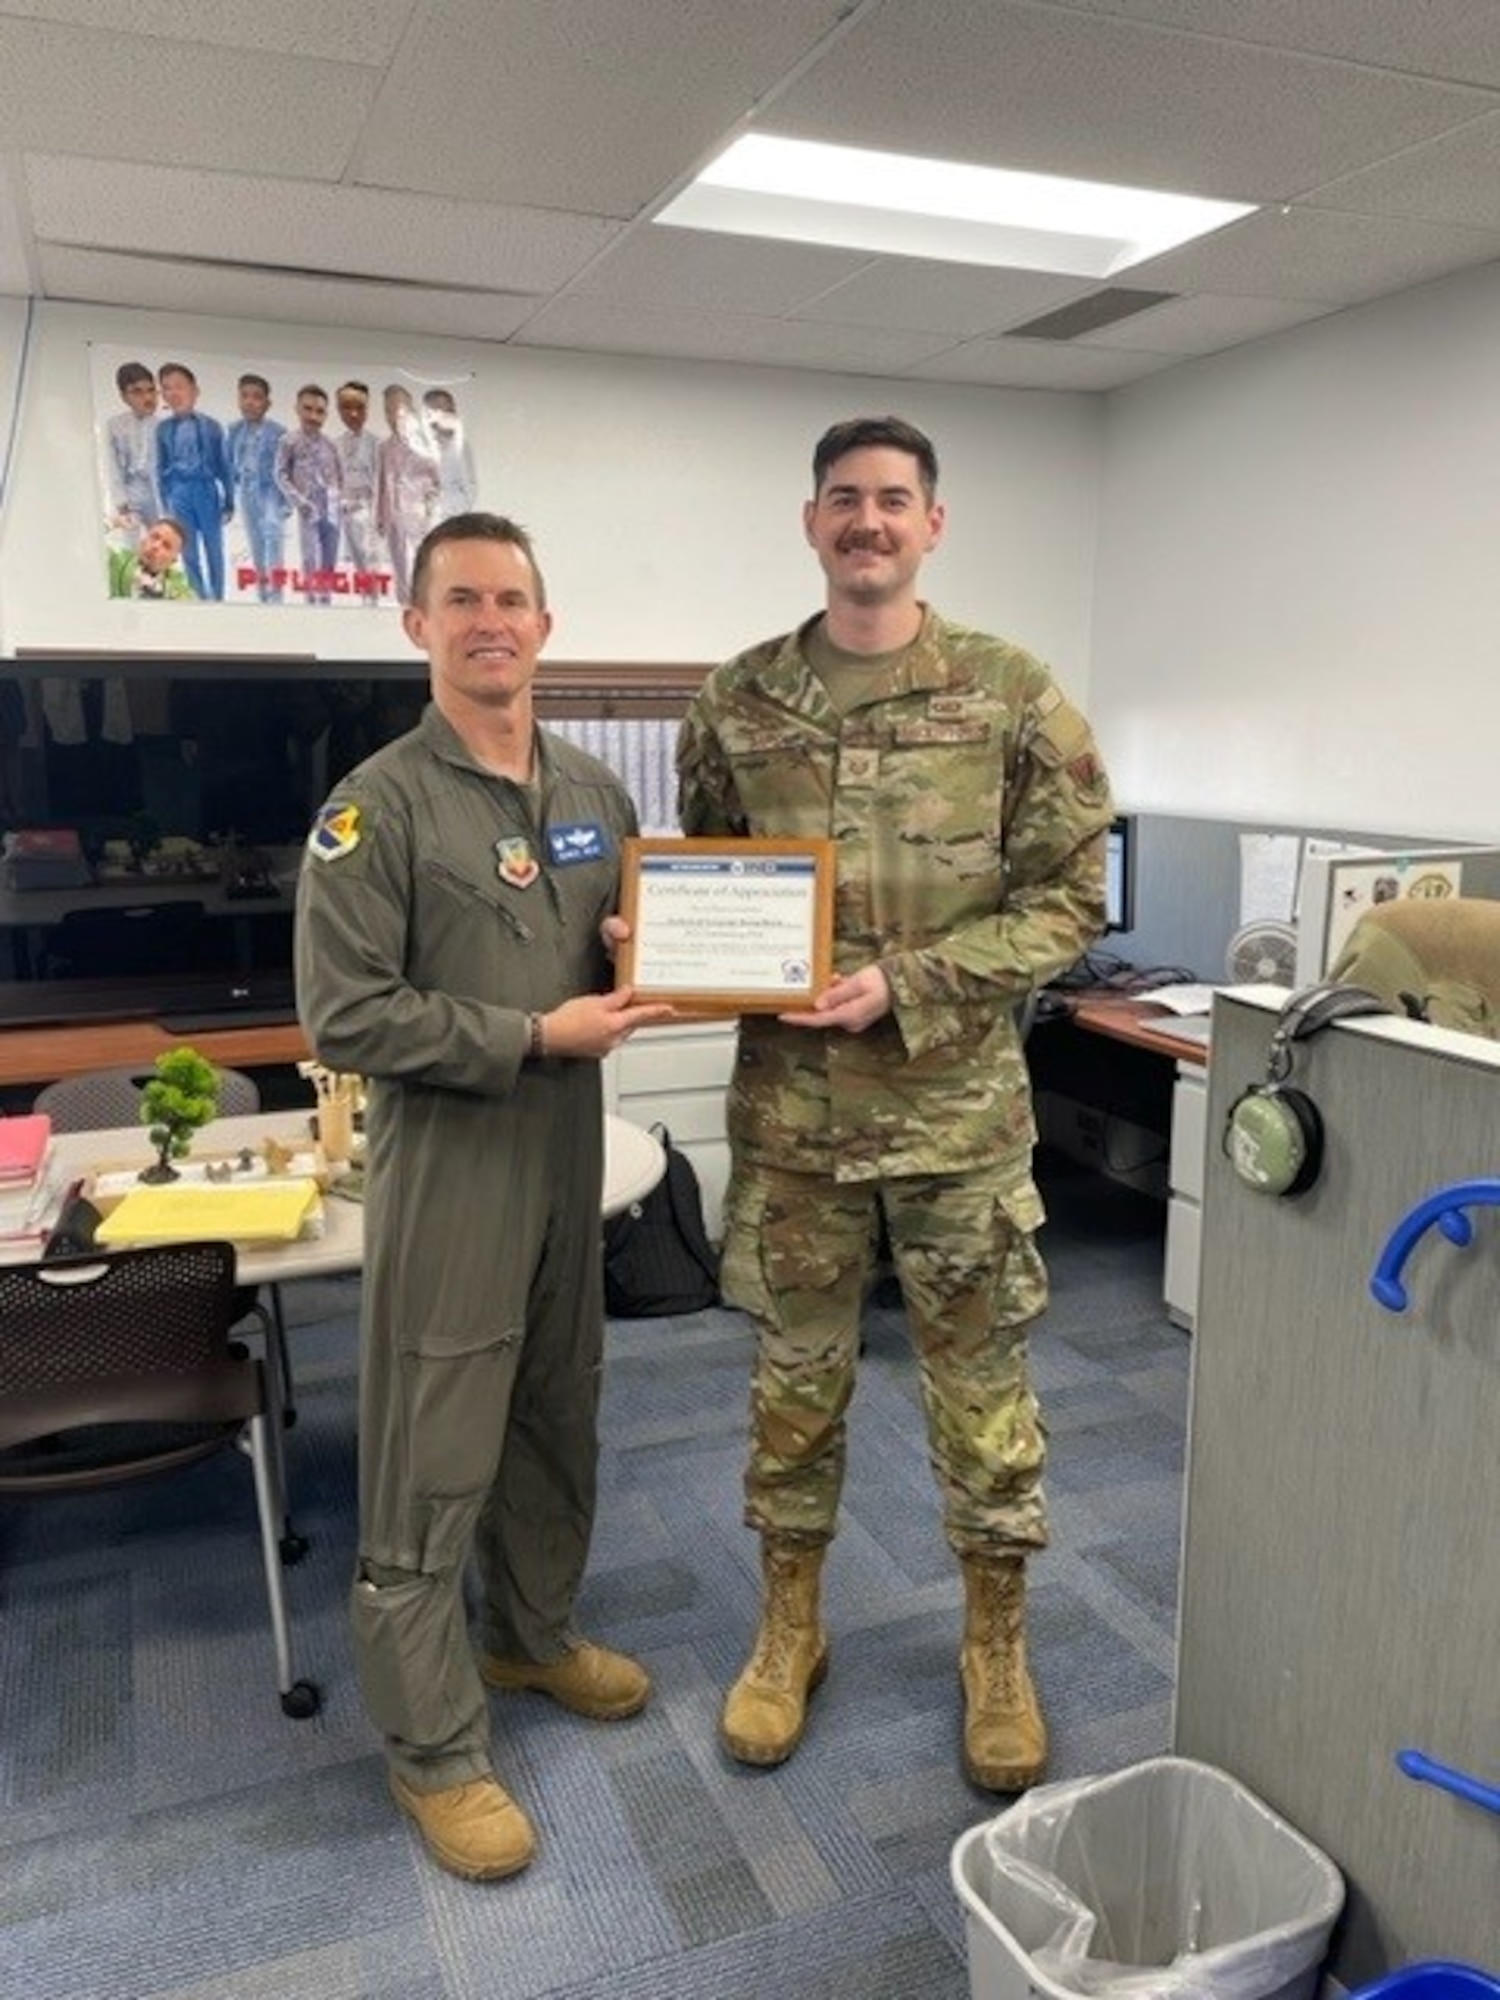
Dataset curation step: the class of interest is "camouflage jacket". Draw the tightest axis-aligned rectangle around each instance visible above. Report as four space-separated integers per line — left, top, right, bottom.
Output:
677 608 1113 1179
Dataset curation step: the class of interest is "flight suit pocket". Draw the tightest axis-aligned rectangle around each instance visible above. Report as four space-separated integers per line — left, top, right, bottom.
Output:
351 1568 467 1747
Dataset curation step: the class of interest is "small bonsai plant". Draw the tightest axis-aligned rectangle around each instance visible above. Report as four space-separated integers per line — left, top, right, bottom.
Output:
138 1046 221 1183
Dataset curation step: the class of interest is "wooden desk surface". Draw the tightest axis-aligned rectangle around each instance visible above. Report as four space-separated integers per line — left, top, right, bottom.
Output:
0 1018 311 1089
1069 994 1211 1065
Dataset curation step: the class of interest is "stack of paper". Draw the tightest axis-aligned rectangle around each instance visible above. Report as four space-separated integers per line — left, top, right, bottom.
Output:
0 1113 52 1184
0 1113 62 1247
95 1179 322 1248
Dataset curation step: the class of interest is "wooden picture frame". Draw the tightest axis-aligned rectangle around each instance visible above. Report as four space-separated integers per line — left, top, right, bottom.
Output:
615 836 836 1015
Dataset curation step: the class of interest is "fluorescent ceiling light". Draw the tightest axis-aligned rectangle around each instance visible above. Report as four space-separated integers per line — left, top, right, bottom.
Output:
655 134 1254 279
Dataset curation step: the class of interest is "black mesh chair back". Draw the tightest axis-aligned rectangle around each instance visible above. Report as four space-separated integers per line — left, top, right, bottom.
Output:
32 1063 296 1432
34 1062 261 1129
0 1241 317 1718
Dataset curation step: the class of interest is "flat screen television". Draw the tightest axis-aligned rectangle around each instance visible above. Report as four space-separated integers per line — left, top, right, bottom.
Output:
0 657 427 1026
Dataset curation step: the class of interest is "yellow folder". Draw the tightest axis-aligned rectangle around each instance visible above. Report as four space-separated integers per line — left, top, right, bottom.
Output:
95 1179 321 1247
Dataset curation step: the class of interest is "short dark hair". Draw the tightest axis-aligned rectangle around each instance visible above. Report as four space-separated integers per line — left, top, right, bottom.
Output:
116 360 154 394
410 511 547 610
237 372 270 395
812 415 939 502
158 362 197 387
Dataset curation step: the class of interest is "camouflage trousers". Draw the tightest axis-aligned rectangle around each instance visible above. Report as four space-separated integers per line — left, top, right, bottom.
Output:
720 1160 1049 1557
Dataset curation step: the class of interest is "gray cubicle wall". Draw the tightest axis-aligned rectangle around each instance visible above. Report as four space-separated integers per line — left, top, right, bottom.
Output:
1113 813 1500 987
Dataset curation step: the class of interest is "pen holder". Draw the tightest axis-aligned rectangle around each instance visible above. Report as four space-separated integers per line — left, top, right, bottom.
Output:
319 1093 356 1164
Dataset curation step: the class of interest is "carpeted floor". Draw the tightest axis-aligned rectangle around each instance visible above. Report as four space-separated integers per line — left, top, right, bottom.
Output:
0 1156 1188 1999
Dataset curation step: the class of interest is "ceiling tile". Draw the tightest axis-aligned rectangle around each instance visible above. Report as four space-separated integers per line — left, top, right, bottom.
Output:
0 165 34 297
38 245 539 344
0 0 416 64
0 18 378 176
1125 204 1500 304
514 295 954 376
352 0 851 216
907 336 1177 391
26 155 618 295
792 257 1093 337
763 0 1493 202
1074 292 1338 355
1048 1 1500 90
1306 113 1500 231
571 226 871 315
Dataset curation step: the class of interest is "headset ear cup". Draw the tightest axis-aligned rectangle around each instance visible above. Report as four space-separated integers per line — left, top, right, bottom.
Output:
1224 1084 1325 1196
1276 1086 1324 1195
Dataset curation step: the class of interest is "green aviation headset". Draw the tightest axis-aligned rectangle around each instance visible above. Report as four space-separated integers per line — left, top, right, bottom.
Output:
1223 983 1389 1197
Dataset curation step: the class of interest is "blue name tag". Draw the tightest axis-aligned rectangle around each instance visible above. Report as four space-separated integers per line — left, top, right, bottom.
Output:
546 822 608 865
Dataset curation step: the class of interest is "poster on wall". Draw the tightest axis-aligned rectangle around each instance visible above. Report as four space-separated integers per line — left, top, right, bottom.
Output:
90 344 481 609
1326 856 1464 964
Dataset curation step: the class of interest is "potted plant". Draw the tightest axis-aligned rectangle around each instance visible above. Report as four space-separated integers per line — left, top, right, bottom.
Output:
138 1046 221 1183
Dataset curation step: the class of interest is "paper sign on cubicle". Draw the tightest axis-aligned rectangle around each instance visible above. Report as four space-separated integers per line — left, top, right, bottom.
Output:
1239 833 1300 926
1324 857 1464 964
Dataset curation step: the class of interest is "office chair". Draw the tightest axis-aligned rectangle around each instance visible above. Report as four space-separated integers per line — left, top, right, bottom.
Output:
0 1240 319 1719
32 1063 298 1433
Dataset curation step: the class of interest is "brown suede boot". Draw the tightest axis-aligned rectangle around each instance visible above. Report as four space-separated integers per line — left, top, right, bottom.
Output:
720 1540 828 1766
959 1553 1047 1792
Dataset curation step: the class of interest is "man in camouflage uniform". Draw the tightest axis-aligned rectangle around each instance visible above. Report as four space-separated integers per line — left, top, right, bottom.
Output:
677 415 1113 1790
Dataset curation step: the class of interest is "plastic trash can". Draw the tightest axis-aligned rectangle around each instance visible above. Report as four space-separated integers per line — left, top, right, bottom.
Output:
950 1756 1344 2000
1350 1967 1500 2000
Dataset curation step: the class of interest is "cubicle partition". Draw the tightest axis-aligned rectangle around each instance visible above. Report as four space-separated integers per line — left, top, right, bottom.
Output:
1113 813 1497 989
1176 992 1500 1980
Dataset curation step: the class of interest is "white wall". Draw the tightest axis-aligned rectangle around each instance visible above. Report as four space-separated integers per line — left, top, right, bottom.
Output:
1093 259 1500 841
0 301 1102 690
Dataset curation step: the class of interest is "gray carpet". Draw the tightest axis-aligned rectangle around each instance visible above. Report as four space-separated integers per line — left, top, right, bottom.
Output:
0 1156 1188 1999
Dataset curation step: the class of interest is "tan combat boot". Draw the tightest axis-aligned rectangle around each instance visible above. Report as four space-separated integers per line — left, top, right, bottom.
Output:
720 1540 828 1766
389 1772 537 1881
958 1553 1048 1792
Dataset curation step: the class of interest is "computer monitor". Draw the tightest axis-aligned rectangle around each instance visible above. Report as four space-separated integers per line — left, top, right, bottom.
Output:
1105 814 1136 934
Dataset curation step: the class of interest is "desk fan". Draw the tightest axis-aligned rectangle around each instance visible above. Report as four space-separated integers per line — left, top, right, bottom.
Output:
1224 919 1298 985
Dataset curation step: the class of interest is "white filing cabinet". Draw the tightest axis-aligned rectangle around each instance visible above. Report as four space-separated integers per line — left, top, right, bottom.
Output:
603 1021 735 1240
1163 1058 1208 1328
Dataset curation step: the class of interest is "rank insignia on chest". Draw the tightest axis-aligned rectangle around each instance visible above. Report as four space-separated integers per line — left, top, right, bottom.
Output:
546 822 607 865
496 836 540 889
308 802 361 861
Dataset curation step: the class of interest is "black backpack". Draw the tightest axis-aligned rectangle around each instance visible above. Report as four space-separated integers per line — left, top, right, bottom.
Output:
603 1124 720 1317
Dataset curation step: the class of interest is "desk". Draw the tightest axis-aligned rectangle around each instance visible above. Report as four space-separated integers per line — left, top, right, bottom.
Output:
2 1110 667 1278
1070 994 1210 1065
1037 993 1213 1329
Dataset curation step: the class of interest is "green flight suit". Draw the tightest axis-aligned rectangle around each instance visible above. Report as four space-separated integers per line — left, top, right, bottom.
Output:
678 608 1113 1554
295 703 637 1789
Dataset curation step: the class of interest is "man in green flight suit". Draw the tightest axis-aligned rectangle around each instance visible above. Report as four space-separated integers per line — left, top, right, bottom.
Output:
677 415 1114 1792
295 512 673 1881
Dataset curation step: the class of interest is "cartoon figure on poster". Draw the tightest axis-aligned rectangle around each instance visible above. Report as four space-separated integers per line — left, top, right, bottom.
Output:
91 347 487 610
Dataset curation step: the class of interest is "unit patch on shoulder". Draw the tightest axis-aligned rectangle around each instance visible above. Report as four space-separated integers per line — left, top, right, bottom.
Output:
496 836 540 889
308 802 362 861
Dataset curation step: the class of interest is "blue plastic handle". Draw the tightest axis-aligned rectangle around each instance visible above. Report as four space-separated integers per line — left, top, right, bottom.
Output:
1370 1179 1500 1312
1397 1747 1500 1817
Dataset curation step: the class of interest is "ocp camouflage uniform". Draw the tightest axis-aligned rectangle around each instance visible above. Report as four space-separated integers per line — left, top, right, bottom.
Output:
677 607 1113 1557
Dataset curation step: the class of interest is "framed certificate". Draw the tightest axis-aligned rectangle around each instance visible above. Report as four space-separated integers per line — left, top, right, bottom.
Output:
616 836 836 1014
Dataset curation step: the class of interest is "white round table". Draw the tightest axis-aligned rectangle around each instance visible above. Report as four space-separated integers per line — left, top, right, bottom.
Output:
603 1114 666 1219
